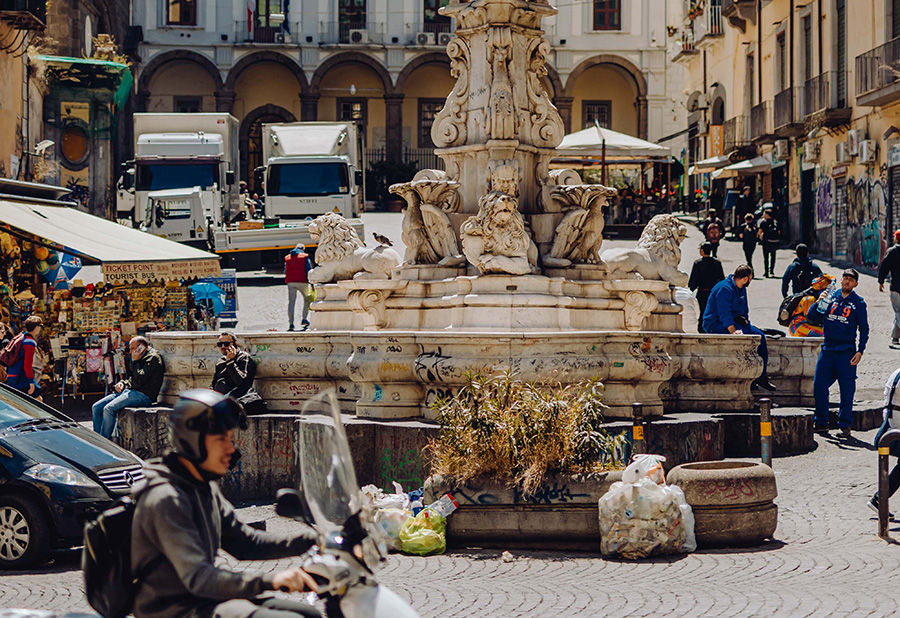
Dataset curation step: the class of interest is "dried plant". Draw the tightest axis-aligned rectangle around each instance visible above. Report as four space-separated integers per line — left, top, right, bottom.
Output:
427 370 628 496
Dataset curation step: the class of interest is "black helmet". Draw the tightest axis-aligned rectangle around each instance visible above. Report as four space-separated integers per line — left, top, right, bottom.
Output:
169 389 247 464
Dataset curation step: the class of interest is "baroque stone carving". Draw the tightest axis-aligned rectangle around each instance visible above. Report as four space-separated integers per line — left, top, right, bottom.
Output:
390 179 465 266
461 191 538 275
431 37 470 148
307 213 402 283
524 38 565 148
486 27 517 140
619 290 660 331
347 289 389 329
489 164 520 197
599 214 690 287
544 184 618 267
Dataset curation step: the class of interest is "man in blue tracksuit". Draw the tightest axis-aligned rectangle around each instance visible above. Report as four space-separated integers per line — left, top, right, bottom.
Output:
813 268 869 438
703 264 776 391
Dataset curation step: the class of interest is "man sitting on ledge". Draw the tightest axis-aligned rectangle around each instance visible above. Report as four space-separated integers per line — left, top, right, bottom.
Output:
92 336 164 439
703 264 777 392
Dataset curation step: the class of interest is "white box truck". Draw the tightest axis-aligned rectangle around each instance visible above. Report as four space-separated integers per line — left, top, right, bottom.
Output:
131 113 239 249
261 122 365 220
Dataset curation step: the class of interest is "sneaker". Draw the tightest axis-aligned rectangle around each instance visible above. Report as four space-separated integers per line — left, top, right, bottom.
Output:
840 426 852 439
868 498 895 520
893 339 900 348
813 424 829 435
288 325 295 332
752 377 777 392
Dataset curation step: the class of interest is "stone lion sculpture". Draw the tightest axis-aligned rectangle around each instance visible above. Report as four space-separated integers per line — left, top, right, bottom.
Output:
307 213 401 283
599 214 689 286
460 191 538 275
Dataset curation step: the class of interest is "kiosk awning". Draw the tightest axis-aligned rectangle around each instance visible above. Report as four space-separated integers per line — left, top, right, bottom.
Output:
0 197 220 284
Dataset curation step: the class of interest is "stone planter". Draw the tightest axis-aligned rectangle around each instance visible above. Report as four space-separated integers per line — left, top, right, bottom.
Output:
424 471 623 550
666 460 777 547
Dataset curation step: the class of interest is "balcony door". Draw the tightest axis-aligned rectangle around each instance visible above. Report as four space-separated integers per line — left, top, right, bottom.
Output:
339 0 366 42
836 0 847 106
255 0 282 43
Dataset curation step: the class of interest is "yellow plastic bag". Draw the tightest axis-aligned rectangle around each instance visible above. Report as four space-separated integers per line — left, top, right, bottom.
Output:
399 508 447 556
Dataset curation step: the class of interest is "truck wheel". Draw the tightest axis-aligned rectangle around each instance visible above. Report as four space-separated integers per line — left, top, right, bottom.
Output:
0 495 51 568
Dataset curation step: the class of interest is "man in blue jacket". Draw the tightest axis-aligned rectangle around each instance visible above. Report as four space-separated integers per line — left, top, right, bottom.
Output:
703 264 776 391
814 268 869 438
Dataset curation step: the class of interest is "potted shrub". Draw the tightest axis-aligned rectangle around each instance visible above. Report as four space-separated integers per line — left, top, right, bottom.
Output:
367 159 420 211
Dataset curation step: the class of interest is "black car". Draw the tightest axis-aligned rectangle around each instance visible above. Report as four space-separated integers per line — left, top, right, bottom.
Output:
0 383 143 567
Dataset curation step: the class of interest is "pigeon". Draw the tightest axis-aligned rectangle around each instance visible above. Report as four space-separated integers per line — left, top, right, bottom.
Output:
373 232 393 247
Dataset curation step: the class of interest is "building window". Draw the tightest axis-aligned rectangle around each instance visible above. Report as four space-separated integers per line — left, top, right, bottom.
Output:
802 15 812 83
338 98 367 134
167 0 196 26
893 0 900 40
424 0 451 33
836 0 847 105
61 125 89 165
777 33 786 92
592 0 620 31
583 100 611 129
174 96 202 113
339 0 366 25
418 99 443 147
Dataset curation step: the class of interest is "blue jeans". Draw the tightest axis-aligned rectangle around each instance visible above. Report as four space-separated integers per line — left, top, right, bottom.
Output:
92 389 151 439
813 349 857 428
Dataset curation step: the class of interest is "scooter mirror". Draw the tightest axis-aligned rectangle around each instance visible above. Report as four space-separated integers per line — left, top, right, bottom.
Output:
276 488 314 523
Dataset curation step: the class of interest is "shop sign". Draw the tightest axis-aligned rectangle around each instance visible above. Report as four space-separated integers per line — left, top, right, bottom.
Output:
102 258 221 283
831 164 848 177
710 125 724 157
196 269 238 321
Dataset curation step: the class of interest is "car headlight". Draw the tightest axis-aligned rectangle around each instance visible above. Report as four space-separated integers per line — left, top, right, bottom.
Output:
23 463 99 488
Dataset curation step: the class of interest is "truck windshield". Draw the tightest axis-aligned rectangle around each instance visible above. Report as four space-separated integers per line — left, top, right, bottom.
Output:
267 162 350 197
136 162 218 191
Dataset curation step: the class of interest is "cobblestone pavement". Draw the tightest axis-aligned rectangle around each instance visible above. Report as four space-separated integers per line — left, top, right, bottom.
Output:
6 215 900 616
3 429 900 617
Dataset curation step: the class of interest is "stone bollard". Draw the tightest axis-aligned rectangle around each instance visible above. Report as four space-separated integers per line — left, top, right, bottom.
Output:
632 402 645 455
759 398 772 468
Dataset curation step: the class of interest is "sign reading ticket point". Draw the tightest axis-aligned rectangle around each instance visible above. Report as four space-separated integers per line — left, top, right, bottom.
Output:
102 259 221 284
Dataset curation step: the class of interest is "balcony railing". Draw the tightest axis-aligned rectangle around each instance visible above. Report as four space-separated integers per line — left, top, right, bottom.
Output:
0 0 45 27
319 21 385 45
723 115 750 153
672 29 697 62
856 37 900 103
773 87 807 129
750 101 773 141
804 71 849 115
695 2 724 45
234 21 299 44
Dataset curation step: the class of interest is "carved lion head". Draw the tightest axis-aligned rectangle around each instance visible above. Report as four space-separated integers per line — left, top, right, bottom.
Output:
309 213 364 264
635 214 688 267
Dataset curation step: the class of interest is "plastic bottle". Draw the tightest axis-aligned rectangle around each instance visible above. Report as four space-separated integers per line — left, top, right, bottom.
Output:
425 493 459 517
816 281 836 314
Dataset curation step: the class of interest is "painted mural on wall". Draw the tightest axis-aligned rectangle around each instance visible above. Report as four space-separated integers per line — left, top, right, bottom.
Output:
844 167 887 267
815 173 833 229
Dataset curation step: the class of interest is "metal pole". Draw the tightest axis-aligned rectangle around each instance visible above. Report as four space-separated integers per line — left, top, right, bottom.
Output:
632 402 645 455
759 398 773 467
877 429 900 539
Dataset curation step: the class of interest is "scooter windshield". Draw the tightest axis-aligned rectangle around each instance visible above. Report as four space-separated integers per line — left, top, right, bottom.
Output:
298 390 364 537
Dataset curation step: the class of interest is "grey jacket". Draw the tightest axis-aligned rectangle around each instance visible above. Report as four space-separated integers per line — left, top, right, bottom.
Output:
131 454 316 618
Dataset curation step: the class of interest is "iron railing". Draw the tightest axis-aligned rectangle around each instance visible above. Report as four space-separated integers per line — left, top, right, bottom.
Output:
672 28 696 60
366 147 444 171
0 0 45 25
773 87 804 128
804 71 849 115
750 101 772 140
233 21 300 44
723 115 750 152
856 36 900 97
319 21 385 45
697 2 723 40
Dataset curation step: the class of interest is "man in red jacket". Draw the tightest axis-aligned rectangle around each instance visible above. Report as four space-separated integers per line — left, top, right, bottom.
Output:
285 243 313 331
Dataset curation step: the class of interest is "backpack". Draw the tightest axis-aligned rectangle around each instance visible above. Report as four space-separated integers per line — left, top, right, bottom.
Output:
777 289 812 326
706 221 722 242
0 332 25 368
83 497 162 618
794 262 817 292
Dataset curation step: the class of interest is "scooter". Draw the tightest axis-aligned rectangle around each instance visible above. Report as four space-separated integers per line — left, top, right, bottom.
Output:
275 390 420 618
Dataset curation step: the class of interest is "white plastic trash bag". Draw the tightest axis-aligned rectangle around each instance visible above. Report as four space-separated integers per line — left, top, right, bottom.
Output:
674 287 699 331
374 507 413 552
599 454 696 558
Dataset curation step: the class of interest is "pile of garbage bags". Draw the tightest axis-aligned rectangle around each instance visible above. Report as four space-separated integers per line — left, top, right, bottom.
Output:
598 454 696 559
362 482 458 556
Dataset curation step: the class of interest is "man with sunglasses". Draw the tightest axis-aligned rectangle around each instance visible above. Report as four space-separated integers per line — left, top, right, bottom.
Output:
92 336 164 439
211 332 265 414
131 389 321 618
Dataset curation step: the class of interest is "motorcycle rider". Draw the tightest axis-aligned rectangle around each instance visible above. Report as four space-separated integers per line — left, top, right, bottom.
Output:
131 389 322 618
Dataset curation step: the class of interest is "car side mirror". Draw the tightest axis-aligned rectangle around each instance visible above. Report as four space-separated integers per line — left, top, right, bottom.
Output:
275 488 314 524
354 170 363 186
225 170 235 186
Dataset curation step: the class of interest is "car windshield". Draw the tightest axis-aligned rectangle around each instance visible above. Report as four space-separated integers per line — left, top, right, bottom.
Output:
0 385 63 430
267 162 349 197
136 162 218 191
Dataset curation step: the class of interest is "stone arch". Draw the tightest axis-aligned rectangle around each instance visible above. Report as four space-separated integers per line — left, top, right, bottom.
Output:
564 54 648 138
239 104 296 189
395 53 450 93
310 52 393 95
138 50 224 98
225 51 308 94
710 83 727 125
